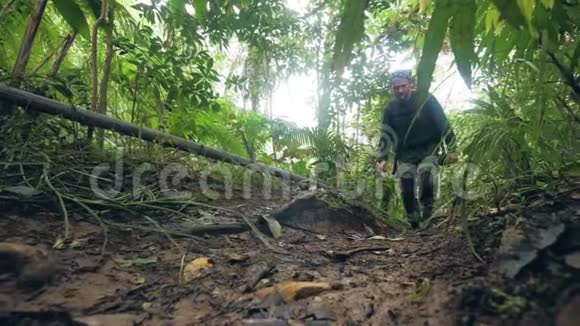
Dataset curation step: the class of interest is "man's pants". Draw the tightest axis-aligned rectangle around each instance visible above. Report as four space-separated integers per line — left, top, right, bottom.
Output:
392 156 439 224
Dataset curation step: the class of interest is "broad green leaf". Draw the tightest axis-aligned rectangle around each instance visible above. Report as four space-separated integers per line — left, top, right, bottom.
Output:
419 0 431 14
534 2 558 49
170 0 186 10
193 0 207 22
516 0 535 24
540 0 554 9
449 0 476 87
52 0 90 39
416 0 453 103
295 160 308 175
331 0 369 77
82 0 101 18
170 0 187 25
485 5 502 34
573 39 580 68
490 0 526 28
493 29 517 63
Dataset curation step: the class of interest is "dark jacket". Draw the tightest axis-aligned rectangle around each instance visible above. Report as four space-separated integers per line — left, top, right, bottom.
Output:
378 93 456 164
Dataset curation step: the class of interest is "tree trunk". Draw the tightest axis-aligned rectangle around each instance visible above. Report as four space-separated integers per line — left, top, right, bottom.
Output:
153 85 164 130
317 61 332 131
48 32 77 78
0 85 309 185
315 11 322 107
12 0 48 79
97 8 115 148
130 65 143 124
251 94 259 112
0 0 19 21
31 36 67 75
88 0 108 142
354 101 362 176
268 88 277 166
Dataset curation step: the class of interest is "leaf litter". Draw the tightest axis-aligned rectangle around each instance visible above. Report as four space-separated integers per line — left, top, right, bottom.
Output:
0 186 579 325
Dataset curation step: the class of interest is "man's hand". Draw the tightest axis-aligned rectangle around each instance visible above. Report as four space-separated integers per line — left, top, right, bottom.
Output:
444 152 459 165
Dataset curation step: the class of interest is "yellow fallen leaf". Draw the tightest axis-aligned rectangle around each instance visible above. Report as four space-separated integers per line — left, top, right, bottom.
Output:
182 257 213 282
131 275 146 285
411 278 431 302
256 281 340 302
225 252 248 263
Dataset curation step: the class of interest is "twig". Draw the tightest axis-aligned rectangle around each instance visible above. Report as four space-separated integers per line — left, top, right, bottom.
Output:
105 221 198 239
65 195 108 256
142 214 182 251
142 199 276 251
326 246 389 261
178 251 186 285
555 97 580 124
461 205 484 264
43 170 70 239
126 201 191 219
546 51 580 98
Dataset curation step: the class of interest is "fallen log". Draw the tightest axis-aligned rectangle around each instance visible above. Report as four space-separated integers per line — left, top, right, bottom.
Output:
0 85 307 184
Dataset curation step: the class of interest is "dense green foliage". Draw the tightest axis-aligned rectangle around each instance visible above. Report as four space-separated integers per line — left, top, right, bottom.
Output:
0 0 578 224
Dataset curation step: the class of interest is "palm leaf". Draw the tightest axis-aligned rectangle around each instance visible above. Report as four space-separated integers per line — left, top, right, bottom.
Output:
52 0 90 39
416 0 453 104
332 0 369 77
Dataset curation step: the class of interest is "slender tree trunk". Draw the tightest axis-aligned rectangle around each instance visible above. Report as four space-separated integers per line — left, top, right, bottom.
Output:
88 0 108 142
97 8 115 148
0 0 19 21
153 86 164 131
251 94 259 112
2 0 45 117
318 61 332 130
354 101 363 176
315 11 322 107
12 0 48 78
268 88 278 166
130 65 142 124
31 36 68 75
49 32 77 77
341 107 346 137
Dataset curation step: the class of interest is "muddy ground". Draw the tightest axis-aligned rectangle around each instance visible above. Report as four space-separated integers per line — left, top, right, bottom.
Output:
1 183 579 326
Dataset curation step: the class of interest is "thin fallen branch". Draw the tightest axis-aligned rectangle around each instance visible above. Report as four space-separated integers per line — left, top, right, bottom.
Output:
131 199 276 250
184 223 248 235
67 196 108 256
106 221 198 239
325 246 390 261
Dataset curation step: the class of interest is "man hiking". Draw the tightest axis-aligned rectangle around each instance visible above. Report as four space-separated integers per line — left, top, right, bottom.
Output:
377 70 458 229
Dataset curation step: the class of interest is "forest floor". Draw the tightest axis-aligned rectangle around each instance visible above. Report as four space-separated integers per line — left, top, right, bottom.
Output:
1 178 579 326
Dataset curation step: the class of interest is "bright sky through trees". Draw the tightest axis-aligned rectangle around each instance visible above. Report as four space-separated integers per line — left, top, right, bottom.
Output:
269 0 475 127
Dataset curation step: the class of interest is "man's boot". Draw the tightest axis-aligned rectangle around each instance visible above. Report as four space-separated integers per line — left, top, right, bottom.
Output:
419 167 436 223
400 177 420 229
